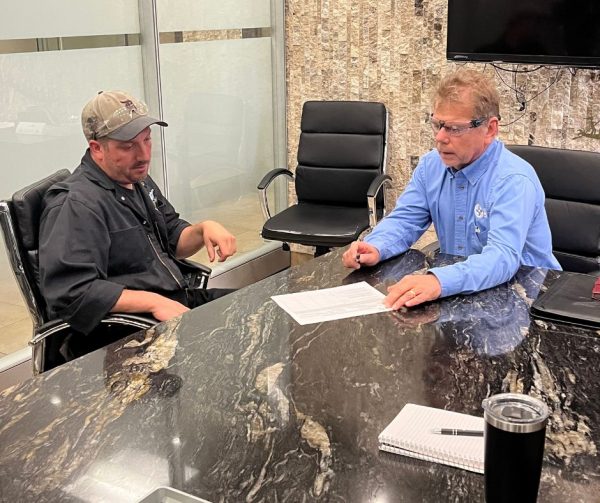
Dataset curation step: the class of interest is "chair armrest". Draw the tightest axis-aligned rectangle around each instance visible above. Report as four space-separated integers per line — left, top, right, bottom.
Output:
257 168 294 190
30 314 157 375
30 314 158 347
257 169 294 220
101 313 159 326
366 174 392 228
179 258 212 289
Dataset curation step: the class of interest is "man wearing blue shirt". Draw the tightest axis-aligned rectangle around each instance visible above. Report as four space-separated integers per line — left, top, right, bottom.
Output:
342 69 560 309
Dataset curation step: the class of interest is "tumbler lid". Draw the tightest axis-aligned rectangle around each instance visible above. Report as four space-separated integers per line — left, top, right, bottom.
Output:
482 393 549 433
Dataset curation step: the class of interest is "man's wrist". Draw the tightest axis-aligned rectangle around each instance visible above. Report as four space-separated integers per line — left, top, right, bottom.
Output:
425 271 443 298
114 289 165 313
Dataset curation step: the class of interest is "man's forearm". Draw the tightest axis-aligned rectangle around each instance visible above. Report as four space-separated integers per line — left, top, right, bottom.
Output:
175 223 204 258
175 220 236 262
111 289 190 322
110 289 168 313
428 244 520 297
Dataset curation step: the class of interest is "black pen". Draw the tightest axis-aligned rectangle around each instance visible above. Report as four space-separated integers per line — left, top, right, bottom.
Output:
431 428 484 437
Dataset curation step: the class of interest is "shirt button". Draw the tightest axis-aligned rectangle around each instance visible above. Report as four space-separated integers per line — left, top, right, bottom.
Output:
458 185 465 190
143 220 147 225
121 196 126 201
458 216 464 221
457 245 464 250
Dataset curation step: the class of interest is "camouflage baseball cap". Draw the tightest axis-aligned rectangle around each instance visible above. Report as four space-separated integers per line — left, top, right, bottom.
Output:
81 90 168 141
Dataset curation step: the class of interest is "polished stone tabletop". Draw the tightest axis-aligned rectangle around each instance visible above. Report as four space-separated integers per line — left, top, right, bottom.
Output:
0 249 598 502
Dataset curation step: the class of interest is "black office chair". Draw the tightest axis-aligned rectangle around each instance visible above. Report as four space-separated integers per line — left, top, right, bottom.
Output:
0 170 210 374
507 145 600 274
258 101 391 257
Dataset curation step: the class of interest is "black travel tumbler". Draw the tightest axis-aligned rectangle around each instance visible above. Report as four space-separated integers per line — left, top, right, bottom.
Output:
482 393 549 503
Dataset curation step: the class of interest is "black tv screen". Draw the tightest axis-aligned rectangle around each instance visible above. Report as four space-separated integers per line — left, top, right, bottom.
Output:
447 0 600 68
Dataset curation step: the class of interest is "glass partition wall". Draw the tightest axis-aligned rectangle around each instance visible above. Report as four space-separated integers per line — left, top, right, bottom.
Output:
0 0 286 365
157 0 286 262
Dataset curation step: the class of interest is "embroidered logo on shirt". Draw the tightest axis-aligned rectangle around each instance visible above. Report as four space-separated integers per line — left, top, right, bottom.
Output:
474 203 487 219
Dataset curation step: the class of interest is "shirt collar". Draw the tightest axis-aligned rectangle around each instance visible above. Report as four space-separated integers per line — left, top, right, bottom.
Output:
80 148 136 198
445 139 501 185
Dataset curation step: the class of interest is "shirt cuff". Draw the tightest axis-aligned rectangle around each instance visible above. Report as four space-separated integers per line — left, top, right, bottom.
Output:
427 266 461 298
363 235 390 262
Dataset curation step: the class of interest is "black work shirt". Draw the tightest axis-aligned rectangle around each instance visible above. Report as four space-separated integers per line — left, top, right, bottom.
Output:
39 150 191 335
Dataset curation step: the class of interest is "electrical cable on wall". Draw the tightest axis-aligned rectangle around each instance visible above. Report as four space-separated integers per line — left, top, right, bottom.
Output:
488 64 566 127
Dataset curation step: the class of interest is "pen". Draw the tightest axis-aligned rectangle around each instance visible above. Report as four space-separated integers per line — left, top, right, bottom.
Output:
431 428 484 437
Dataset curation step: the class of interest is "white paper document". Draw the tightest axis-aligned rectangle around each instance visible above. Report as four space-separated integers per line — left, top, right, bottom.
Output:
271 281 392 325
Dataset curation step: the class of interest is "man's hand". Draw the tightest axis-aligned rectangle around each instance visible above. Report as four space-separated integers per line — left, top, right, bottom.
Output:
177 220 237 261
200 220 237 262
150 296 190 321
384 273 442 309
342 241 381 269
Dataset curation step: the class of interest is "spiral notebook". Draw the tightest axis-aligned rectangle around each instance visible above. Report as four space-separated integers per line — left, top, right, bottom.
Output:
378 403 485 474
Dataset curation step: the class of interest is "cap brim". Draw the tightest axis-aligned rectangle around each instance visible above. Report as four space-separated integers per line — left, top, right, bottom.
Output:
106 116 168 141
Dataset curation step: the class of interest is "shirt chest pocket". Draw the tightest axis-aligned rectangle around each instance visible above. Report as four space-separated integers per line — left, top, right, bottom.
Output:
108 226 153 275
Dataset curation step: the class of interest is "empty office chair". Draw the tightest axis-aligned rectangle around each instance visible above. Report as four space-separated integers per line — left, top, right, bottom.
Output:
0 170 211 374
507 145 600 274
258 101 391 257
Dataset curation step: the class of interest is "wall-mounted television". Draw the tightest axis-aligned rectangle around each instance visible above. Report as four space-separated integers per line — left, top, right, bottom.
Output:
447 0 600 68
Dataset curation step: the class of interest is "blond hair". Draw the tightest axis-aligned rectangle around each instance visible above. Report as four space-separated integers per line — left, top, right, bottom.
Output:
433 69 500 119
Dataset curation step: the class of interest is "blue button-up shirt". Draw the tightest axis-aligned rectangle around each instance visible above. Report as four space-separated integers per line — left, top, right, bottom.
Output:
364 140 561 297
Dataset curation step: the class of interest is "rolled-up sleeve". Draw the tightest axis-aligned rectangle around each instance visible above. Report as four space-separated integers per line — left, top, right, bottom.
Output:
39 196 124 335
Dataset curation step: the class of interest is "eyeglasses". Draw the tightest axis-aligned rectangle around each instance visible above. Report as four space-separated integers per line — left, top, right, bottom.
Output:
429 115 487 137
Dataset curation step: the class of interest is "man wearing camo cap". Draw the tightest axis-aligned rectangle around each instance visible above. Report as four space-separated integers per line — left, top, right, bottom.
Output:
39 90 236 357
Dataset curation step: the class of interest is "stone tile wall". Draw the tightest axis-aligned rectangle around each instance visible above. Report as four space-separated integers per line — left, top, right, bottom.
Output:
285 0 600 235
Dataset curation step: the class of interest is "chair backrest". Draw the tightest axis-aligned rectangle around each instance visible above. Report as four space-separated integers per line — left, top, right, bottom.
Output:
0 169 71 330
295 101 388 207
507 145 600 273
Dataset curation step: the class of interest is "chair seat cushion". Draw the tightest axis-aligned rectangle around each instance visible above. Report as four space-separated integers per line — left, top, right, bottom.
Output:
261 203 369 248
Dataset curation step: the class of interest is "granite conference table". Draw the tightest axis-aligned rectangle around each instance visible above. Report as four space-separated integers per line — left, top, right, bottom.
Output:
0 249 598 502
